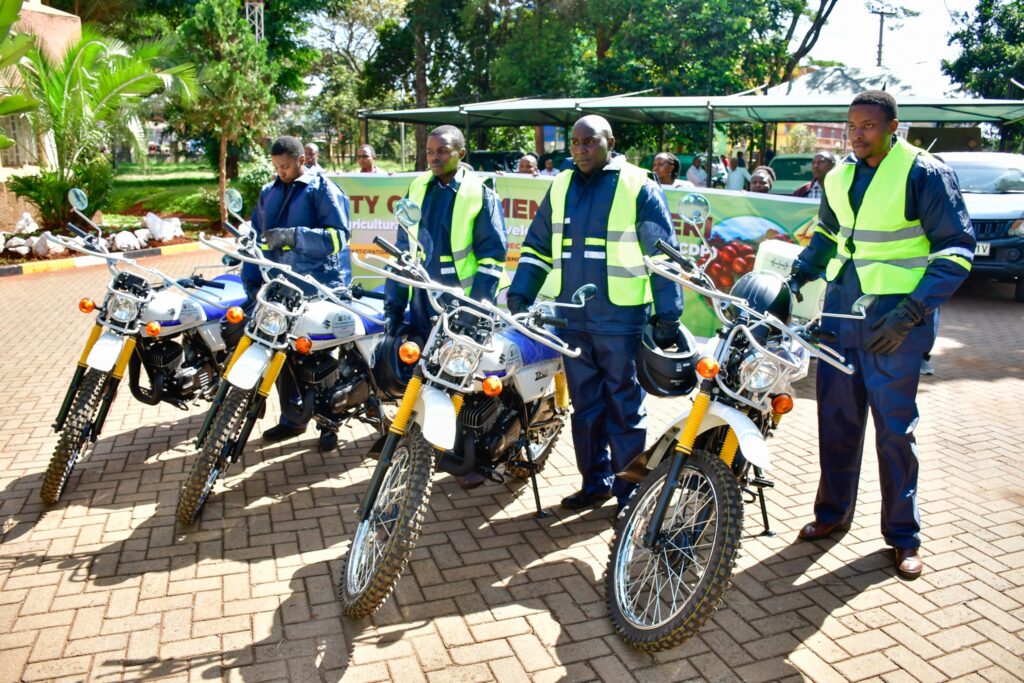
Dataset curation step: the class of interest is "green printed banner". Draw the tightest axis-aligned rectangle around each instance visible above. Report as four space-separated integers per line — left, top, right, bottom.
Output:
330 173 819 337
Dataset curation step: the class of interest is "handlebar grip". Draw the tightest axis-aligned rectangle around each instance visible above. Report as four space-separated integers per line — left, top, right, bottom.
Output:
539 315 568 330
198 277 226 290
373 236 404 259
655 239 696 270
352 283 388 301
223 222 242 238
66 222 88 239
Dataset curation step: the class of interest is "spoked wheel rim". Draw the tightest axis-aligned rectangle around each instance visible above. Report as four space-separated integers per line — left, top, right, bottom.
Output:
191 460 222 526
346 443 412 596
614 466 720 630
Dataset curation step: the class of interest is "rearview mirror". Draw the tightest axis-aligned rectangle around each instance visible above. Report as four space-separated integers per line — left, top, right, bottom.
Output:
224 188 244 214
68 188 88 211
394 198 421 229
676 193 710 227
572 284 597 305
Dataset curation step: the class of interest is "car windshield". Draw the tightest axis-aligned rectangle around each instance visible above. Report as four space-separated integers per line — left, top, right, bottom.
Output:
770 158 813 181
945 158 1024 194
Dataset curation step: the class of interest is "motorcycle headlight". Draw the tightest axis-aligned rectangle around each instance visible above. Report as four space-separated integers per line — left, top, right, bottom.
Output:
441 341 478 377
258 309 288 337
739 354 780 393
107 295 139 324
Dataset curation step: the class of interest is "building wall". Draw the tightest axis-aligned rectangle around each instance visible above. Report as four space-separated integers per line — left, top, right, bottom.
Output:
14 0 81 62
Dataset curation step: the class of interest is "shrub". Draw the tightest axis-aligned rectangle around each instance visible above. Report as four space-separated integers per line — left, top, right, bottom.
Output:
234 149 273 212
8 158 114 232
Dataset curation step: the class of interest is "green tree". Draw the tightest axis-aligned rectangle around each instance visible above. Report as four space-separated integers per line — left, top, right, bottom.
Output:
943 0 1024 151
178 0 277 224
0 0 37 150
781 123 817 153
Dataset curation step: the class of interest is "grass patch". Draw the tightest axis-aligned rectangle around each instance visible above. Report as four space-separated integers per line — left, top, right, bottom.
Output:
107 182 219 218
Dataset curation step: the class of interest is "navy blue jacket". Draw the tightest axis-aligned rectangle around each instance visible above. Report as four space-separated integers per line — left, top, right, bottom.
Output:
509 155 683 335
385 170 508 332
243 171 351 295
795 151 975 352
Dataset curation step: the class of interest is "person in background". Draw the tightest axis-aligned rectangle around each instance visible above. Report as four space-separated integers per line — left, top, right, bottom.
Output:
304 143 325 175
652 152 694 189
539 158 559 176
356 144 392 175
750 165 776 193
726 157 752 191
793 151 837 199
517 154 539 176
685 155 708 187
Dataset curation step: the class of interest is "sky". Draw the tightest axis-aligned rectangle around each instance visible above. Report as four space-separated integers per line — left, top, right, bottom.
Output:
806 0 980 96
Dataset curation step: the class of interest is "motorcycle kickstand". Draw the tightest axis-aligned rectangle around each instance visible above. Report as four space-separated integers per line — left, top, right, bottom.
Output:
517 442 549 519
752 466 775 537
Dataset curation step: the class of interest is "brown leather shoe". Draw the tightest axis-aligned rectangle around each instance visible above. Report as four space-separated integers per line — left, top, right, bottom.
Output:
895 548 923 580
796 519 850 541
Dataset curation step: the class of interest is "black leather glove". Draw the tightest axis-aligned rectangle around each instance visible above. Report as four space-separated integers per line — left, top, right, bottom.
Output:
263 228 296 251
651 315 681 350
785 263 813 303
506 293 530 316
221 254 241 267
865 298 925 354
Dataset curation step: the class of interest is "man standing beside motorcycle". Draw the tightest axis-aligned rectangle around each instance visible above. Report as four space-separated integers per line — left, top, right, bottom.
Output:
789 90 975 579
507 114 683 513
383 124 509 488
243 135 352 451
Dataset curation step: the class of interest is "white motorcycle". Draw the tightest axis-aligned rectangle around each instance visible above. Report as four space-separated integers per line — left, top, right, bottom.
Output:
175 189 389 526
338 200 592 618
605 193 866 651
43 188 248 504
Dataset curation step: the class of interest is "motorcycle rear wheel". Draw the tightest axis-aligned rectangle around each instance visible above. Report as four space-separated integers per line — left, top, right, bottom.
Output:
175 386 250 527
40 369 108 504
339 424 434 617
606 450 742 652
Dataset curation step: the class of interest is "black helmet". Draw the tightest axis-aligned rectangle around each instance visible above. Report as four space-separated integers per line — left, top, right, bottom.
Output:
637 321 699 397
728 271 793 325
372 325 416 399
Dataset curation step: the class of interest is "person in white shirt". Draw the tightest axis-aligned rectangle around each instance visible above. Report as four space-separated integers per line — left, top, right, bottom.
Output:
303 143 325 175
725 157 752 190
356 144 392 175
685 156 708 187
652 152 694 188
539 158 559 176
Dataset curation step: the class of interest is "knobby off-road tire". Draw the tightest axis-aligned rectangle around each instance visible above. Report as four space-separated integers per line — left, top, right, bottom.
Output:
40 369 108 504
340 424 435 618
506 420 562 481
175 386 250 527
606 450 743 652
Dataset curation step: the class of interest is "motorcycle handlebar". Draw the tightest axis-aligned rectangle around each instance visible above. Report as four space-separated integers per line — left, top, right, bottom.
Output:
539 315 568 330
66 222 89 239
373 236 403 259
352 283 388 301
222 222 242 239
655 239 697 271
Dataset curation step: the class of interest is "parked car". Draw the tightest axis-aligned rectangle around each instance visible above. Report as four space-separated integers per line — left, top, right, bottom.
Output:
768 153 816 195
937 152 1024 303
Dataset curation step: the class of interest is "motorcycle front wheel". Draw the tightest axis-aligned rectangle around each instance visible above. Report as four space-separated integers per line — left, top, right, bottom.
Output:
339 424 434 618
40 369 109 504
175 386 250 527
606 450 742 652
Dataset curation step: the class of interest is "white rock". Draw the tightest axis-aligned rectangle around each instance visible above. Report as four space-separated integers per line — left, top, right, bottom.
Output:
14 212 38 235
144 212 165 241
112 231 141 252
162 217 183 241
9 246 30 256
30 235 50 257
44 233 66 255
6 236 27 250
134 228 151 248
0 234 5 252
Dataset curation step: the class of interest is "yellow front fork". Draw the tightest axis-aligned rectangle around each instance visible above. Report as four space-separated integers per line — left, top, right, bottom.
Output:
77 324 104 366
111 338 137 380
390 375 424 436
675 391 711 455
257 352 288 397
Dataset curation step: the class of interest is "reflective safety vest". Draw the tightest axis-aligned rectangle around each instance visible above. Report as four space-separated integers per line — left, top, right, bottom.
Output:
537 163 653 306
820 138 932 295
407 167 509 292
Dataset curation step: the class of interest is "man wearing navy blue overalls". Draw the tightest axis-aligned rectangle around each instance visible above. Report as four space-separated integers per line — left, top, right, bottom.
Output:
242 136 352 452
508 115 683 513
789 91 975 579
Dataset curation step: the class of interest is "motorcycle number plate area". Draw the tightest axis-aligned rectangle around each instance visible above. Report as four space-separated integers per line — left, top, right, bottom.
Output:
86 330 126 373
226 344 274 391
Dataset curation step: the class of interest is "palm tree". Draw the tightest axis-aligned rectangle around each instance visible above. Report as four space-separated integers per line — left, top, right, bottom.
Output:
0 0 38 150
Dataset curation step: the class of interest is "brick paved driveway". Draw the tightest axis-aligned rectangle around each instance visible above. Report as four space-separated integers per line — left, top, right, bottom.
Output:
1 252 1022 682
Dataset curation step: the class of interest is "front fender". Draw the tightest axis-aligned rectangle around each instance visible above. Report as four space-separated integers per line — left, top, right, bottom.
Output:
629 401 771 478
412 384 456 450
86 330 126 373
226 344 274 391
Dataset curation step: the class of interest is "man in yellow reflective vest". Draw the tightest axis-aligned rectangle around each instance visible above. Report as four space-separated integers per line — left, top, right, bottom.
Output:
789 91 976 580
507 115 683 513
384 125 509 486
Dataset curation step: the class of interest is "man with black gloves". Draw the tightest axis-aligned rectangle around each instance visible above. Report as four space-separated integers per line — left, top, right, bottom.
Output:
508 114 683 513
788 91 975 580
244 135 352 451
383 125 508 486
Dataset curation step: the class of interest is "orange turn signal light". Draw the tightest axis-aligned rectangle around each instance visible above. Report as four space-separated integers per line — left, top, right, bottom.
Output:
398 341 421 365
482 376 503 397
696 357 720 379
771 393 794 415
294 336 313 354
225 306 245 324
78 298 95 314
145 321 162 337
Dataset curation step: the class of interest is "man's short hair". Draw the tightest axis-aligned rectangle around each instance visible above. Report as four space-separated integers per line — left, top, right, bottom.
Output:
429 125 465 151
359 144 376 157
305 142 319 154
851 90 898 122
271 136 304 159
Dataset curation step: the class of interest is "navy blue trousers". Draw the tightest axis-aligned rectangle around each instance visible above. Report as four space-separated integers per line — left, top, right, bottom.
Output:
561 332 645 505
814 348 922 549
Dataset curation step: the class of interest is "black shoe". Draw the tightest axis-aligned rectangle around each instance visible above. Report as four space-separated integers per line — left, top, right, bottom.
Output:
318 429 339 452
560 490 612 510
262 423 306 443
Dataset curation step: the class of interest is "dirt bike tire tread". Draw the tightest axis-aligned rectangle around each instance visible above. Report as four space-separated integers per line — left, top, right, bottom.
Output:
40 369 107 504
175 386 249 527
605 450 743 652
506 422 562 481
339 425 434 618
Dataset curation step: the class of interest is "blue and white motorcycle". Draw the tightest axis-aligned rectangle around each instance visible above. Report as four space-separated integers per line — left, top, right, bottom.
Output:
175 189 389 526
339 201 592 617
42 189 248 504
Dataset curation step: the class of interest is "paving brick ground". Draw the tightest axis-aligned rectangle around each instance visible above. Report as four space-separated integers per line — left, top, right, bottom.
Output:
1 251 1022 682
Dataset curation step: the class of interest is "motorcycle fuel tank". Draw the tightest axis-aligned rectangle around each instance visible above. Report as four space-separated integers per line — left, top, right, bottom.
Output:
479 329 561 403
292 299 386 352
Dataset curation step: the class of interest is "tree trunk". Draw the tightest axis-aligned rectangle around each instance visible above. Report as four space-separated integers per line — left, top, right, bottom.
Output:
219 136 228 229
226 151 240 180
414 27 428 171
